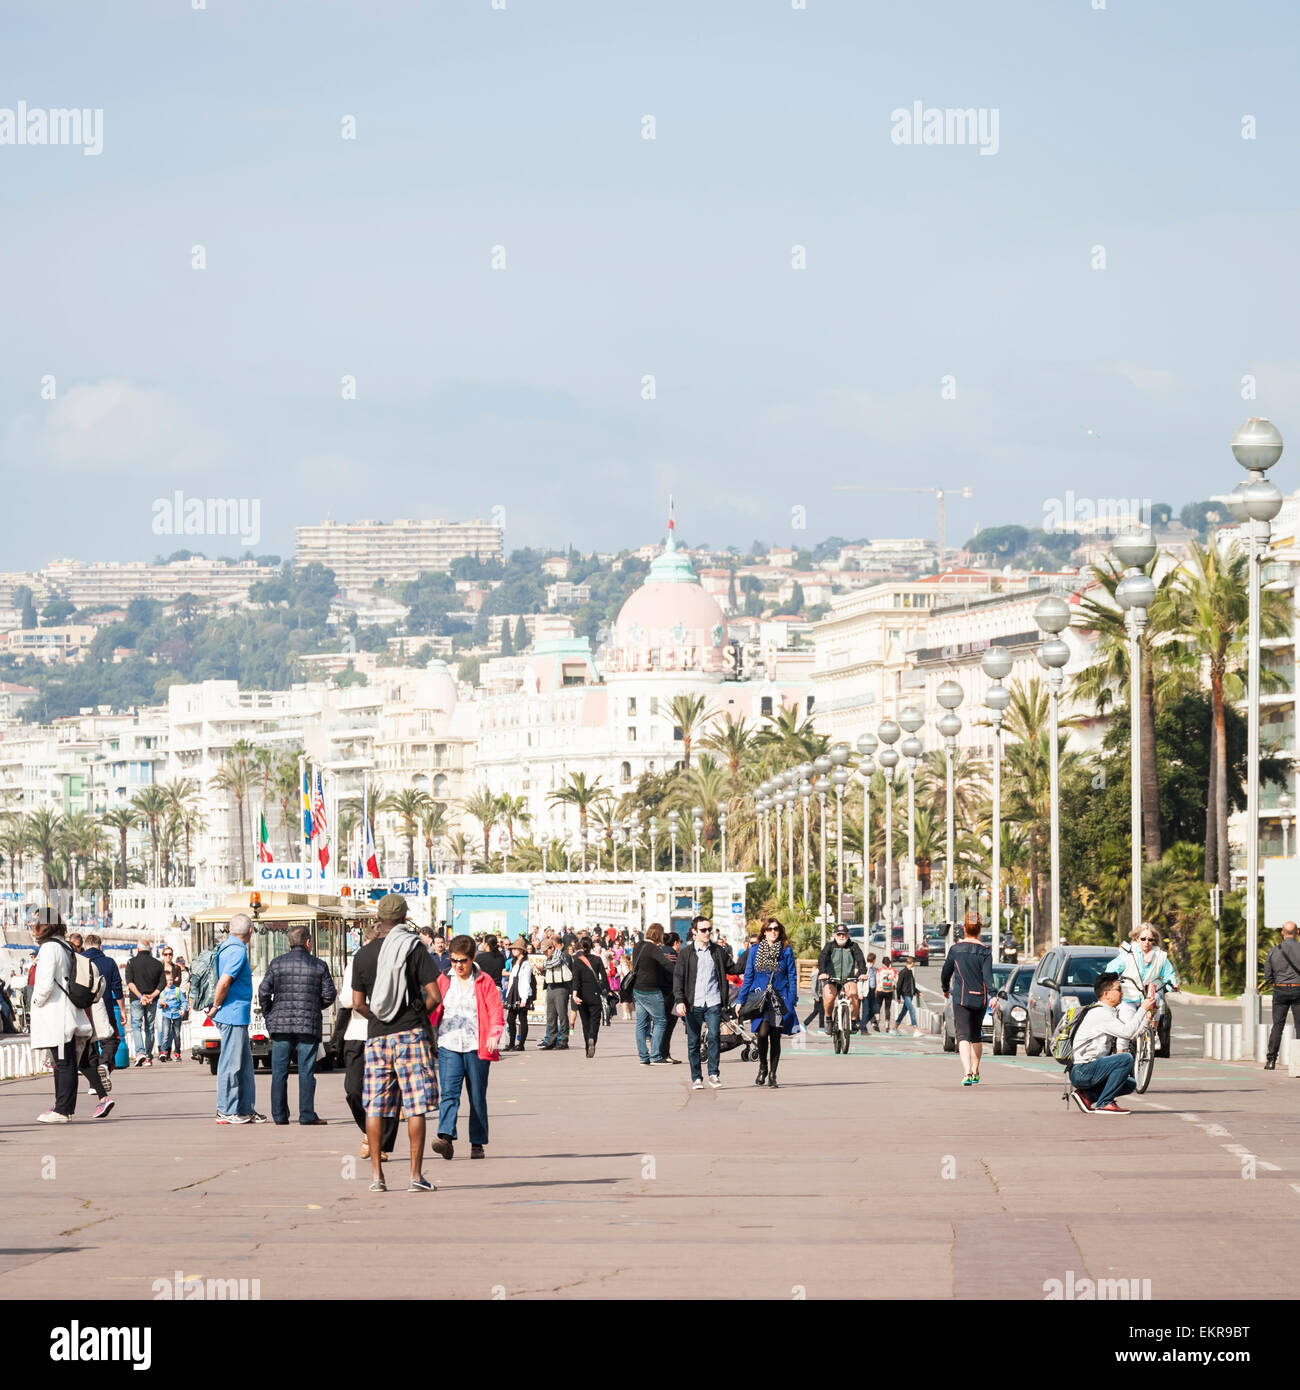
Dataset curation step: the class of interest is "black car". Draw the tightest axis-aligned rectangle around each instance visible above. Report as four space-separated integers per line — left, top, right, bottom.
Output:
1024 946 1115 1056
942 963 1014 1051
991 960 1038 1054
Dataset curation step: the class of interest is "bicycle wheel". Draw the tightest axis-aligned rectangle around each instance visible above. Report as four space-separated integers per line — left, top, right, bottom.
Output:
840 1007 851 1054
1133 1029 1155 1094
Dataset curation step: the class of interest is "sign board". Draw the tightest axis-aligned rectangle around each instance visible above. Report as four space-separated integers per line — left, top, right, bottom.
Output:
730 900 744 914
840 895 855 924
256 863 326 889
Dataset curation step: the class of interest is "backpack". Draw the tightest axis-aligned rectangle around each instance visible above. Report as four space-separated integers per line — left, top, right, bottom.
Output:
189 947 218 1013
878 965 897 993
53 940 105 1011
1050 1000 1098 1068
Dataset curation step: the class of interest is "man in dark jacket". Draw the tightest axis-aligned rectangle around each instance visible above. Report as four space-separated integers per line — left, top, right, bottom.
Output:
816 927 867 1032
81 934 123 1072
258 925 338 1125
672 918 735 1089
1264 920 1300 1069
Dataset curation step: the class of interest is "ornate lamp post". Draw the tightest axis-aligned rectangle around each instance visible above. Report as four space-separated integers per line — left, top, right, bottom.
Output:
772 782 783 902
667 809 679 874
799 774 813 907
649 814 659 870
814 773 831 942
830 742 851 919
1231 417 1285 1054
1280 792 1294 859
1113 530 1157 943
982 646 1013 961
784 781 797 906
719 808 728 872
691 805 704 875
1035 595 1071 951
899 707 924 942
936 679 964 925
856 732 877 921
878 719 901 927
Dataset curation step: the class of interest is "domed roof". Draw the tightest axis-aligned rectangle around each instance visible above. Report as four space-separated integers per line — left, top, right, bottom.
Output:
413 658 458 723
612 523 727 674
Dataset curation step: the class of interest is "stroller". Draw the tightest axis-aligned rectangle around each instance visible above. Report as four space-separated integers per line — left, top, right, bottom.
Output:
715 1005 758 1063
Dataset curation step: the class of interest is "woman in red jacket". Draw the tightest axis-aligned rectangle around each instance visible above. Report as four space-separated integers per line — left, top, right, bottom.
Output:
430 935 504 1161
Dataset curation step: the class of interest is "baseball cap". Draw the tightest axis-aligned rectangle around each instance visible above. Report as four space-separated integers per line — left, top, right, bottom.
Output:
376 893 408 923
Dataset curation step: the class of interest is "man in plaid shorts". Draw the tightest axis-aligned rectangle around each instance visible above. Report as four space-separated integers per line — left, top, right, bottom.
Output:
350 894 443 1193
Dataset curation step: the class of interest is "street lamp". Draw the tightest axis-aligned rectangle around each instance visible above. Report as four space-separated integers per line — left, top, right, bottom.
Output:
649 815 658 870
1113 528 1157 945
814 773 831 942
830 743 851 921
667 809 679 874
856 732 877 921
982 646 1013 962
719 808 728 872
1035 594 1071 951
1280 792 1294 859
899 707 924 941
692 805 704 875
1232 416 1285 1055
936 678 964 926
799 775 813 906
878 719 901 928
784 781 797 906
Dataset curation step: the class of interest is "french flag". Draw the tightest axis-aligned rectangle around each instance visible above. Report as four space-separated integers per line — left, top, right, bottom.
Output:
362 813 380 878
312 771 330 870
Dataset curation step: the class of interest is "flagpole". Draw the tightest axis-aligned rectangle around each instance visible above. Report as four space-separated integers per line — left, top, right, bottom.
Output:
301 756 310 875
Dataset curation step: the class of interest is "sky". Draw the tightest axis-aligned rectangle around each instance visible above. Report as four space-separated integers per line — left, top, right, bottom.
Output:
2 0 1299 569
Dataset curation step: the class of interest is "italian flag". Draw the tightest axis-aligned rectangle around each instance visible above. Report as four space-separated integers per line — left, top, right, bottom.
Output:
258 810 273 863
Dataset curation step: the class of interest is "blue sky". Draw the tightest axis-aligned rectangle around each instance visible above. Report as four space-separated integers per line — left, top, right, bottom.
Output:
2 0 1298 568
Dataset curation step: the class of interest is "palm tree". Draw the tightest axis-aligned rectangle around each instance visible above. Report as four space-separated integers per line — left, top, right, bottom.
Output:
159 778 199 885
548 772 612 869
755 700 827 768
337 807 360 869
59 810 102 909
382 786 434 877
25 806 64 894
463 787 500 865
100 806 141 888
210 741 254 883
130 785 172 887
699 713 756 791
447 831 470 873
0 815 26 893
666 693 709 770
421 803 448 872
272 751 304 860
496 794 530 853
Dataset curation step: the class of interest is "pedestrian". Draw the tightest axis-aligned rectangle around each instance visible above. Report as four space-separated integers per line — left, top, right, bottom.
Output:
341 923 399 1161
630 923 671 1065
63 923 116 1112
659 931 682 1063
258 924 338 1126
1066 972 1156 1114
671 916 734 1091
735 931 760 978
572 936 610 1058
1264 920 1300 1070
477 934 506 988
430 935 504 1161
503 937 535 1050
124 937 165 1066
941 912 994 1086
211 914 267 1124
430 934 451 973
861 952 879 1033
537 937 574 1050
157 967 188 1062
875 956 898 1033
81 933 124 1075
737 919 800 1088
349 894 443 1193
28 909 113 1122
892 956 920 1035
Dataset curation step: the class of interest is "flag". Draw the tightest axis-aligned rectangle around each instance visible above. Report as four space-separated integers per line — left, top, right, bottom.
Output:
362 811 379 878
258 811 273 863
301 764 312 848
312 771 330 870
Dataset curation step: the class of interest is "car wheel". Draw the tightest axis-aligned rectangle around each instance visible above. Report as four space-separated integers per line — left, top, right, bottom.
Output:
1004 1029 1018 1057
1024 1021 1044 1056
942 1025 957 1053
992 1021 1007 1055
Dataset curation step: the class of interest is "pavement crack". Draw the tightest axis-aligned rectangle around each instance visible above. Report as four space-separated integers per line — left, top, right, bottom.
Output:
58 1213 120 1238
172 1171 225 1192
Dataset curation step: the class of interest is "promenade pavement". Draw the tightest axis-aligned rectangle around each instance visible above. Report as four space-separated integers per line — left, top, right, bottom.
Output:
1 1017 1294 1301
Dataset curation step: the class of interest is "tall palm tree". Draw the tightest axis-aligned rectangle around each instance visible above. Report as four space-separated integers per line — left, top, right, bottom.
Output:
0 815 26 893
59 810 102 908
421 803 448 872
25 806 64 894
496 794 530 853
463 786 500 865
130 785 172 887
667 693 710 770
272 751 304 860
548 772 612 869
382 786 433 877
699 713 756 791
100 806 141 888
447 831 470 873
210 742 254 883
755 701 827 768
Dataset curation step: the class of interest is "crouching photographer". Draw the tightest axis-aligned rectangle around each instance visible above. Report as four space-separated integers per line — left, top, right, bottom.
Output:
1067 972 1156 1116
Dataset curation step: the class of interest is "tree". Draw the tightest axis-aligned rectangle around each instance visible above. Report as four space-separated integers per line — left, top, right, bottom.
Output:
421 803 448 872
0 816 26 892
41 599 75 625
100 806 141 888
500 622 514 657
210 739 255 883
130 785 172 886
667 693 710 770
464 786 501 863
272 752 304 860
25 806 64 893
966 525 1029 557
699 713 756 791
161 777 201 884
19 589 37 629
513 616 529 651
381 787 433 877
788 582 805 614
548 773 612 869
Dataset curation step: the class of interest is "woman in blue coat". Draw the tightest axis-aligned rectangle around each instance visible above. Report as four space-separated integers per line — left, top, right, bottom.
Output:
737 919 800 1088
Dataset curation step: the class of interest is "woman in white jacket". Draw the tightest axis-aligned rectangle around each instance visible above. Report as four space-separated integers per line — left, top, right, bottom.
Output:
29 913 93 1124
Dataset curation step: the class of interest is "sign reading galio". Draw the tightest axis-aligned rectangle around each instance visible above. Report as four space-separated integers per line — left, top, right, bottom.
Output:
256 863 326 888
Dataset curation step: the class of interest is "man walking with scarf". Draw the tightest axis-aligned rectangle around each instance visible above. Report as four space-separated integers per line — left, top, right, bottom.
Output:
350 895 443 1193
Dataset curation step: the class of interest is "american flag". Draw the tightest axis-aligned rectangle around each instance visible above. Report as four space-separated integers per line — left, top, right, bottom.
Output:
312 770 330 870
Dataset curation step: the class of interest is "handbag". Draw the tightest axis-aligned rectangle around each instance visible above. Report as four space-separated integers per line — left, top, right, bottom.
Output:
738 953 780 1021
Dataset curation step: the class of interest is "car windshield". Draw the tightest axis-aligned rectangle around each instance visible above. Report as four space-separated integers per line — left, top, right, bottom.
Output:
1062 955 1109 987
1009 967 1034 992
992 964 1013 988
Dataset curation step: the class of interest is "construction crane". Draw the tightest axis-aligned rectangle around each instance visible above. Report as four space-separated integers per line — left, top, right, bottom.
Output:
834 485 973 569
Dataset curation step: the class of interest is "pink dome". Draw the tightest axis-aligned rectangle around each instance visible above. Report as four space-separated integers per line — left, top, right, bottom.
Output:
611 537 727 674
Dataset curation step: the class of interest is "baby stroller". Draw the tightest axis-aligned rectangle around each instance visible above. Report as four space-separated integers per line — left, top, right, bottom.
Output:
715 1006 758 1063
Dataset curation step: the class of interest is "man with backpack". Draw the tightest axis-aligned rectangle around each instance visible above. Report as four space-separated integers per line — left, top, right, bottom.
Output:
124 938 165 1066
1063 971 1156 1115
876 957 899 1033
81 934 123 1078
1264 921 1300 1070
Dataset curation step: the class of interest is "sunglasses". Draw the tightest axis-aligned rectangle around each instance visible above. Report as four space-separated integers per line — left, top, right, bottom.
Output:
1138 936 1156 943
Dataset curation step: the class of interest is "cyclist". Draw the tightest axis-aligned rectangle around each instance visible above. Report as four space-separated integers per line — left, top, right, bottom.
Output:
817 926 867 1035
1105 923 1177 1053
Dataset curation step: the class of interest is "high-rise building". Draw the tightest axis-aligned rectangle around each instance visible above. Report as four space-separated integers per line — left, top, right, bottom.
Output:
295 518 503 594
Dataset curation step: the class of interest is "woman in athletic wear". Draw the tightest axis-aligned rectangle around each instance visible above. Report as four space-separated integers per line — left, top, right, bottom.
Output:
941 911 997 1086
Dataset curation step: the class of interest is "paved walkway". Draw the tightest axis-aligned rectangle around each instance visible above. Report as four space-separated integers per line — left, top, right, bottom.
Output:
1 1020 1294 1300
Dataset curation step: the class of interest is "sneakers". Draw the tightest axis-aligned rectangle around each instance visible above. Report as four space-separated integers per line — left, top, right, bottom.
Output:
649 1057 672 1065
691 1078 704 1090
369 1178 387 1193
218 1113 252 1125
134 1055 146 1068
1094 1102 1131 1115
157 1054 169 1063
248 1112 270 1124
1070 1089 1093 1114
431 1136 455 1161
707 1074 722 1089
970 1073 980 1084
408 1175 436 1193
1265 1057 1278 1070
470 1145 485 1159
961 1074 974 1086
98 1065 112 1094
36 1110 70 1123
94 1098 115 1119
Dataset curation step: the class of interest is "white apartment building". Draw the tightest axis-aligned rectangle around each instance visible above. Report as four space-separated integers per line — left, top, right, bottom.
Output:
43 557 268 608
295 518 504 595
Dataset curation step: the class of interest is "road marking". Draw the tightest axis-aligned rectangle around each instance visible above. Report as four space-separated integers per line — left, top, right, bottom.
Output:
1141 1100 1170 1110
1291 1184 1300 1197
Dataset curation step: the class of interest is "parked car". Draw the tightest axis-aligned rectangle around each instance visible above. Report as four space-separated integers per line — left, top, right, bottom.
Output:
924 930 947 960
942 963 1015 1050
1023 946 1115 1056
991 960 1038 1054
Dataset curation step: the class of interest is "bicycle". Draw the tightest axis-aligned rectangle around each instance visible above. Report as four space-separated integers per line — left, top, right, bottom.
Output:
825 977 856 1054
1125 983 1162 1094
